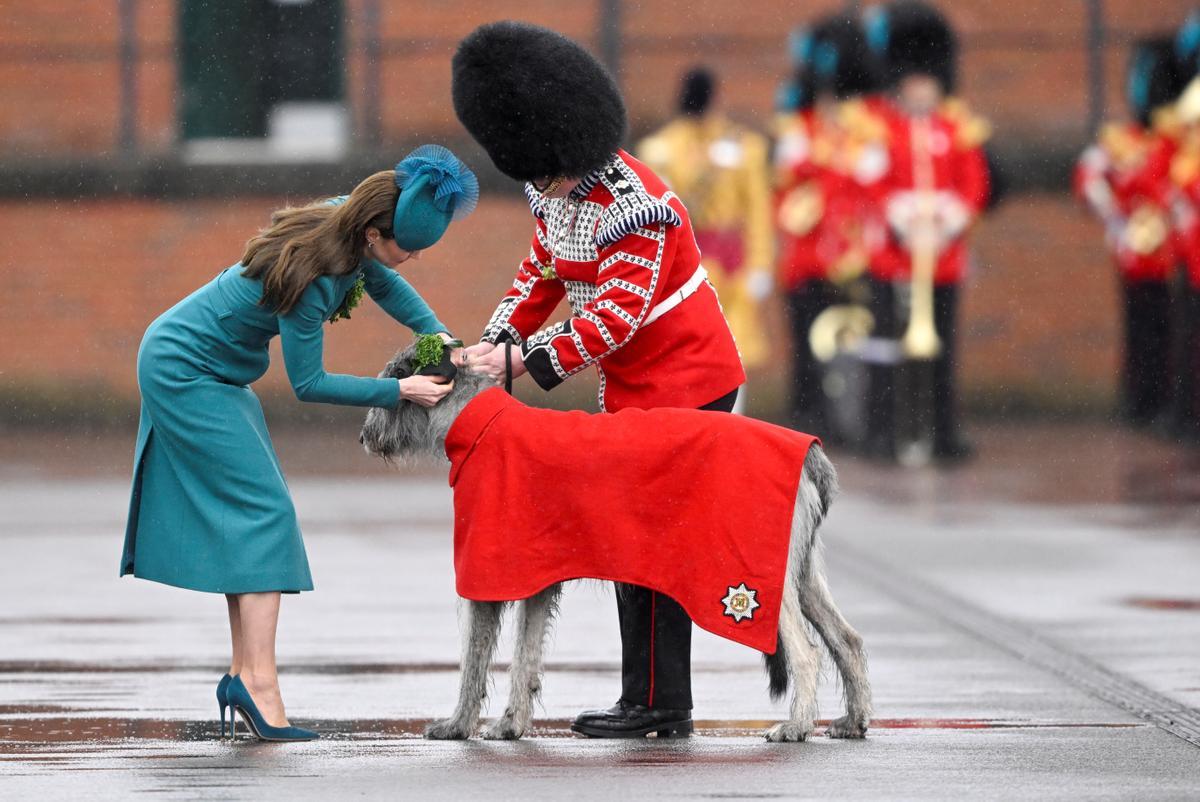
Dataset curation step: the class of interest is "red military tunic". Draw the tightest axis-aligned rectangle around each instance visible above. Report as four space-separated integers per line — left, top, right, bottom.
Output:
444 387 821 653
773 99 890 289
1074 122 1177 283
482 150 746 412
872 98 991 286
1174 150 1200 290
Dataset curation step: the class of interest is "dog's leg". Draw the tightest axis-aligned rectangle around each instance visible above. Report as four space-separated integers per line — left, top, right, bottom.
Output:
425 600 505 740
800 552 872 739
764 585 822 742
483 583 562 740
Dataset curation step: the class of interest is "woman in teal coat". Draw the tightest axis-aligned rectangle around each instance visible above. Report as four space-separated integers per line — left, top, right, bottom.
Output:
120 145 478 741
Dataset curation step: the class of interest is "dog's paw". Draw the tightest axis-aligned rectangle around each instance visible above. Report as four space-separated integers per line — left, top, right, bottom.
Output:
825 714 868 739
481 718 526 741
763 720 814 743
424 718 474 740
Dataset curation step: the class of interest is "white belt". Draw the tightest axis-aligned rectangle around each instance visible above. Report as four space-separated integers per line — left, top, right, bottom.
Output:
643 266 708 327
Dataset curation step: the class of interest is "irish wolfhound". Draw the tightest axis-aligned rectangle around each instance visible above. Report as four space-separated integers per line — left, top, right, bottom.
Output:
360 342 871 743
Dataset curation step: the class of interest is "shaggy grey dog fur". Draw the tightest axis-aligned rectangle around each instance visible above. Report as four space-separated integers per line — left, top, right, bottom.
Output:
361 342 872 743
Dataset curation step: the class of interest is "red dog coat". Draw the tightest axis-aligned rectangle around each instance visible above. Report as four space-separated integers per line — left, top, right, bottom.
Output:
444 388 820 653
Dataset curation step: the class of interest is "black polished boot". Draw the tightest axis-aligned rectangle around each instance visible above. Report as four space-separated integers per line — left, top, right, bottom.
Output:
571 699 693 739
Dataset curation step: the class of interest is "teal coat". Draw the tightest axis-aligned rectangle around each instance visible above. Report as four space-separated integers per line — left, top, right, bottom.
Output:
120 260 444 593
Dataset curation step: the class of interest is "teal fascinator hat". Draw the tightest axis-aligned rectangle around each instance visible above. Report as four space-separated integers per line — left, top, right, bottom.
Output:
391 144 479 251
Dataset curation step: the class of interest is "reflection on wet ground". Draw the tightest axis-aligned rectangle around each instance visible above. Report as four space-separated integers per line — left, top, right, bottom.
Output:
3 421 1198 797
0 716 1144 750
1123 597 1200 611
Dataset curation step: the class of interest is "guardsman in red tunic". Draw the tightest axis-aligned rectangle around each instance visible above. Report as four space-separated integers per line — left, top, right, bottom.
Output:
1075 37 1187 427
774 14 889 437
862 1 991 461
1170 76 1200 441
452 21 745 739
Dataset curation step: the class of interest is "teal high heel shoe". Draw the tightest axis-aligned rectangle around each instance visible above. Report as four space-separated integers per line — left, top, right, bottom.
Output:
226 676 318 742
216 673 233 738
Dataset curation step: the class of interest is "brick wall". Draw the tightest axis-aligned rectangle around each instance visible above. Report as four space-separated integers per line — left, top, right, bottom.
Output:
0 191 1123 424
0 0 1170 425
4 1 1198 157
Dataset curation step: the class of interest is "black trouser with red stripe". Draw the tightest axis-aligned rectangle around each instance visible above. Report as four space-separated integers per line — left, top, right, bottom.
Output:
1120 279 1172 425
1176 284 1200 439
616 387 740 711
785 279 836 434
864 278 966 456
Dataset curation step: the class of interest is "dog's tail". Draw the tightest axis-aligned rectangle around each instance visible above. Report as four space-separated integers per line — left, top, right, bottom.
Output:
763 643 789 702
762 444 838 703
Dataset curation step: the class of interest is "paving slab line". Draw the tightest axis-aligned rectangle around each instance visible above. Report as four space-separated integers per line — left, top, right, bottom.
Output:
826 542 1200 749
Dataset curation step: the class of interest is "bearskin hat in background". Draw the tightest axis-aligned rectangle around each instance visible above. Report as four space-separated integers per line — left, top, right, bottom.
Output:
865 1 957 94
776 27 817 112
679 67 716 116
452 21 627 183
810 13 879 100
1175 10 1200 77
1127 36 1191 127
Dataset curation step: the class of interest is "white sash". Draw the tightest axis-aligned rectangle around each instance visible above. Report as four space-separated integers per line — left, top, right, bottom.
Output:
643 266 709 327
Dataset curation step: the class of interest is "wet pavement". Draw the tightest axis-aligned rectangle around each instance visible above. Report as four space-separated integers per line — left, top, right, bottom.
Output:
2 423 1200 799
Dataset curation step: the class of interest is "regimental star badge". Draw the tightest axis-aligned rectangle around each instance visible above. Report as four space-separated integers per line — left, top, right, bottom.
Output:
721 583 761 623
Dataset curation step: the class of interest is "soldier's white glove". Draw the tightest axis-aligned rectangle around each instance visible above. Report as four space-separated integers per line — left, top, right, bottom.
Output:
745 269 774 302
886 191 972 252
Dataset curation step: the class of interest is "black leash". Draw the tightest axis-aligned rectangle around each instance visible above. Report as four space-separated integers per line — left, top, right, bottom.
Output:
504 342 513 395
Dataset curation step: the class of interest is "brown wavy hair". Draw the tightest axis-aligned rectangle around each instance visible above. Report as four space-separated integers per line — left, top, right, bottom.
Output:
240 171 398 314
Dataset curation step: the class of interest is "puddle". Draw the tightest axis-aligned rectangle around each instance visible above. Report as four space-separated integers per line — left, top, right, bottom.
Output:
0 716 1141 750
1123 597 1200 611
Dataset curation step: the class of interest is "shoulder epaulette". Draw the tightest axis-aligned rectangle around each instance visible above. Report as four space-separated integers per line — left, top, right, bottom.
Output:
837 99 890 144
1099 122 1148 166
942 98 992 149
594 162 681 248
522 183 545 220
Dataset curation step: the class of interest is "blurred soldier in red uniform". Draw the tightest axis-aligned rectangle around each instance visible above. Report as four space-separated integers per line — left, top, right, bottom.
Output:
1075 37 1187 427
863 1 991 461
773 14 888 436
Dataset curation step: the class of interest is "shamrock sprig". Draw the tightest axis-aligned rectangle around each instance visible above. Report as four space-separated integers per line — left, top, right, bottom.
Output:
411 333 464 373
329 275 366 324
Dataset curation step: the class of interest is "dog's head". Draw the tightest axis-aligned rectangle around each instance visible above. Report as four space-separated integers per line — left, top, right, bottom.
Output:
360 340 494 462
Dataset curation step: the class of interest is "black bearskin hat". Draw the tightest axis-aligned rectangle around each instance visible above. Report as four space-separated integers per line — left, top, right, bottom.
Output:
452 21 627 182
775 27 817 112
1128 36 1190 127
679 67 715 116
865 1 957 94
811 13 878 100
1177 10 1200 77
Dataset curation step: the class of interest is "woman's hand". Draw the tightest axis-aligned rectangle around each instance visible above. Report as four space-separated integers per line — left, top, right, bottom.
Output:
467 342 527 383
399 375 454 408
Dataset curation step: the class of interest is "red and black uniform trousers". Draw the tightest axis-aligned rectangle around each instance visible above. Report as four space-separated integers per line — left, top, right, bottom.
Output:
1119 275 1173 426
611 386 740 710
1174 267 1200 440
781 279 839 437
863 248 968 458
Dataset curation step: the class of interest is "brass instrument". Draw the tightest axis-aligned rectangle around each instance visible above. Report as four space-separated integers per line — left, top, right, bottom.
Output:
896 117 941 467
901 118 942 361
1124 205 1170 256
809 304 875 363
